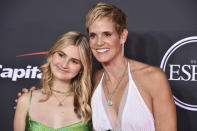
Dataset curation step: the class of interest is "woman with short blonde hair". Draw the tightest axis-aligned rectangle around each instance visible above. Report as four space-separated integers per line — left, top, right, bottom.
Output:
87 2 177 131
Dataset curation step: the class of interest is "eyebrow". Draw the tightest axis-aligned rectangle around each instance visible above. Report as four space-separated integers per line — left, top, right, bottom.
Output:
103 31 112 33
89 31 113 34
89 32 95 35
57 50 81 62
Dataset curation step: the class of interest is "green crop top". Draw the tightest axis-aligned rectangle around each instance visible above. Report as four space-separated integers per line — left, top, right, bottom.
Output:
25 91 91 131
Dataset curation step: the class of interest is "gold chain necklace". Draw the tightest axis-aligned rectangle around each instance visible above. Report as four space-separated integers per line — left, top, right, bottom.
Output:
51 88 69 95
104 60 128 106
51 89 72 107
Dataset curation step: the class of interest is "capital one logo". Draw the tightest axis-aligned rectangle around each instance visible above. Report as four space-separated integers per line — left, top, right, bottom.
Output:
160 37 197 111
0 51 47 81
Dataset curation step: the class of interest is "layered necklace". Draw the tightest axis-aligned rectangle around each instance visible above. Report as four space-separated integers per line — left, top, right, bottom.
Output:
104 60 128 106
51 88 72 107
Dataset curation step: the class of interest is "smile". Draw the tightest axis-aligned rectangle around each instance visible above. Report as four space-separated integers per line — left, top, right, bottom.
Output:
56 65 68 73
96 48 109 53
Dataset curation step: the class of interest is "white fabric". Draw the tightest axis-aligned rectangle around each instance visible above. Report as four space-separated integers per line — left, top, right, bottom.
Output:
91 62 155 131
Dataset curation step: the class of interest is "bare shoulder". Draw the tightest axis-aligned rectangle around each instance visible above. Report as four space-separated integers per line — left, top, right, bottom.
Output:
18 89 42 105
129 59 170 94
32 89 42 96
17 91 31 106
129 59 163 74
31 89 46 102
92 69 104 93
16 91 32 115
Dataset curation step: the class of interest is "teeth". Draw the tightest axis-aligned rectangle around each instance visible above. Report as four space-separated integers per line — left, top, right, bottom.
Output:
96 49 109 53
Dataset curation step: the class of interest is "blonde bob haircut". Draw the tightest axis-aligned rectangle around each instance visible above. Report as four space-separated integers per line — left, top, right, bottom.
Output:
86 2 127 35
40 31 92 121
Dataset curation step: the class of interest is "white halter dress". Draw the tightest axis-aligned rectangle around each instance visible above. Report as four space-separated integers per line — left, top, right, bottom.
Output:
91 62 155 131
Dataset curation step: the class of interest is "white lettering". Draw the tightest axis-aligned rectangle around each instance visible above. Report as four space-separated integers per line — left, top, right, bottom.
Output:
37 72 42 79
1 68 13 78
12 69 26 81
31 66 40 78
191 65 197 81
169 64 197 81
169 64 181 80
181 65 191 81
25 65 31 78
0 65 42 81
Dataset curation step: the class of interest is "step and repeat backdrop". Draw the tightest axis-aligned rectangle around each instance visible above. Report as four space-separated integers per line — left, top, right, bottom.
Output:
0 0 197 130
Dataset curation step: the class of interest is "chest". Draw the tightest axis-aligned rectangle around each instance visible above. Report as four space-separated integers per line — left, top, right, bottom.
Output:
92 85 155 130
102 75 129 114
29 97 80 128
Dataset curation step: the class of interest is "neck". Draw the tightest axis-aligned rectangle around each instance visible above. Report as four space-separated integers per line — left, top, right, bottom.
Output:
51 79 72 93
102 55 127 82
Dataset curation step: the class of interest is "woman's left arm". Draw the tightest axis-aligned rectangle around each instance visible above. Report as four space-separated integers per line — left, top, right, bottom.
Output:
150 68 177 131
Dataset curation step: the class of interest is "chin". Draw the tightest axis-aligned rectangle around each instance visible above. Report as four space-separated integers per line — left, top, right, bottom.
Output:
56 76 73 82
95 56 111 63
53 73 70 81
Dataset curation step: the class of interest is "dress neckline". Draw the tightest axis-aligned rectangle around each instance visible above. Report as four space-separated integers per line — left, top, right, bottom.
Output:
26 91 88 130
100 62 131 129
26 113 87 129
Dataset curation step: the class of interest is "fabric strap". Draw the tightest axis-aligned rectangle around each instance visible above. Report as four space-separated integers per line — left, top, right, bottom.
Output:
27 91 32 115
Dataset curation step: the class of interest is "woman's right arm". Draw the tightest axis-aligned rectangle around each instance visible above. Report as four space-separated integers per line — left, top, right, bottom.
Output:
13 93 30 131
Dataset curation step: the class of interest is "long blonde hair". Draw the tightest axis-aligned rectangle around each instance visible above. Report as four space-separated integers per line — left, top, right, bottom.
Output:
40 31 92 121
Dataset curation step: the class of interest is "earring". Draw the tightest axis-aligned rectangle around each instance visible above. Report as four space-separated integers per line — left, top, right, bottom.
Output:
122 43 124 56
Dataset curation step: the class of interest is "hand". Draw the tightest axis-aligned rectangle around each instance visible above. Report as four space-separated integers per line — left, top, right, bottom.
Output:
14 86 37 109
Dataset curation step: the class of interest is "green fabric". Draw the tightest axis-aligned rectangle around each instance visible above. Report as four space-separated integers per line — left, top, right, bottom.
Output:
25 91 91 131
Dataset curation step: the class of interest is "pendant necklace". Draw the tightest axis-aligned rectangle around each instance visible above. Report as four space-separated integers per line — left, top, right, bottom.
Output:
51 88 71 107
104 60 128 106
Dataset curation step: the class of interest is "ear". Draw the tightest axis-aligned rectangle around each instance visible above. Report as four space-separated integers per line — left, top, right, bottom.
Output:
120 29 128 45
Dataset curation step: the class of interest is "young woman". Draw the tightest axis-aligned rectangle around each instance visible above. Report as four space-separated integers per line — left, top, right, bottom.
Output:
86 3 177 131
14 31 92 130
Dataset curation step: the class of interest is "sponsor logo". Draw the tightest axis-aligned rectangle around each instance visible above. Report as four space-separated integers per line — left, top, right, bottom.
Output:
0 51 48 81
0 65 42 81
160 36 197 111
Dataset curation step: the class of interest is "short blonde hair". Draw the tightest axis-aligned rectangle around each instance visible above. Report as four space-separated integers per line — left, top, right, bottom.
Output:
40 31 92 121
86 2 127 35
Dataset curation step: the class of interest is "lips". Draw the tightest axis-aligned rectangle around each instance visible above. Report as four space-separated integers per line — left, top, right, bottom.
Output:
56 65 68 74
96 48 109 53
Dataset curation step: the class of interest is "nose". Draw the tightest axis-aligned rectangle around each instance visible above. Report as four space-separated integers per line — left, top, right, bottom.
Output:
96 36 104 46
61 58 69 68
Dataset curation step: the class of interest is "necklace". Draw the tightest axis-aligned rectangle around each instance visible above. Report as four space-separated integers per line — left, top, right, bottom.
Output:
51 88 69 95
104 60 128 106
51 89 72 107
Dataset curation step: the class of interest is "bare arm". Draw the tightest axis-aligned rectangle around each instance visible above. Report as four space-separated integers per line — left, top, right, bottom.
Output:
13 93 30 131
151 68 177 131
14 86 37 109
